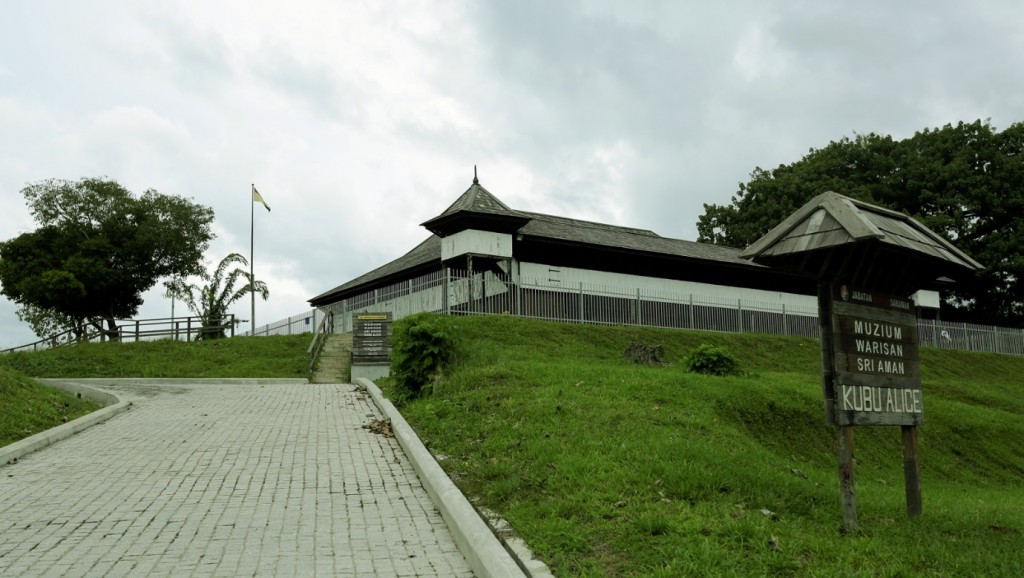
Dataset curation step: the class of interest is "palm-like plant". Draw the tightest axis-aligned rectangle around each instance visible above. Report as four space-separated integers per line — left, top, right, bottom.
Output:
164 253 269 340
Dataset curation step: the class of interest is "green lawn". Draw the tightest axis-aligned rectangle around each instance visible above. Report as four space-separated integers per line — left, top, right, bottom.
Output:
389 315 1024 577
0 366 101 447
0 334 310 447
0 334 310 378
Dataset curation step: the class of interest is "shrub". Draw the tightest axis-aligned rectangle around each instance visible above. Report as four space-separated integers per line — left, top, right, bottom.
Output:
390 313 459 400
685 344 739 376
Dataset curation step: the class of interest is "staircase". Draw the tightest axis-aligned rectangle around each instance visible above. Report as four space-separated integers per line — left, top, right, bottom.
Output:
310 333 353 383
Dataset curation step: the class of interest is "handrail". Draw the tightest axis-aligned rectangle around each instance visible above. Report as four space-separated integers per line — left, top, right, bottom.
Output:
0 314 236 354
307 310 334 375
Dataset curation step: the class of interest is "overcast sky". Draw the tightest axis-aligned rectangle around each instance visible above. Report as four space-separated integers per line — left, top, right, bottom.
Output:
2 1 1022 348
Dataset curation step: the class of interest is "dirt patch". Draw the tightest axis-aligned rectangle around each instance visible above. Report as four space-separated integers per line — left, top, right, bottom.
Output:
362 418 394 437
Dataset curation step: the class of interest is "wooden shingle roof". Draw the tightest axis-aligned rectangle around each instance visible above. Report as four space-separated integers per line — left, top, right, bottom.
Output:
739 191 982 287
421 177 531 236
519 212 755 266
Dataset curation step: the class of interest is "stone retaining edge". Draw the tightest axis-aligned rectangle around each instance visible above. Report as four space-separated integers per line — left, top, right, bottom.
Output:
0 380 133 467
357 378 543 578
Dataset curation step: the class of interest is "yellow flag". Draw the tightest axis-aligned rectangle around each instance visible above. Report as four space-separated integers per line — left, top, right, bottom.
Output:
252 186 271 212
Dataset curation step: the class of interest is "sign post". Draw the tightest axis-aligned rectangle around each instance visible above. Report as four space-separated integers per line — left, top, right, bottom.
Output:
824 284 923 528
739 192 982 532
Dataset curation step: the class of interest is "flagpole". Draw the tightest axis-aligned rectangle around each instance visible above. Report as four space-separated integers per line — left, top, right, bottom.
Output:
251 183 255 336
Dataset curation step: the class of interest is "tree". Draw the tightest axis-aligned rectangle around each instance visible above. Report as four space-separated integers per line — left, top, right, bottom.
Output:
0 177 215 339
696 120 1024 327
164 253 268 340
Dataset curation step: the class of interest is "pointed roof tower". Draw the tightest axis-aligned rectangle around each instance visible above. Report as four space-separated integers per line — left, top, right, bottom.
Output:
421 166 531 237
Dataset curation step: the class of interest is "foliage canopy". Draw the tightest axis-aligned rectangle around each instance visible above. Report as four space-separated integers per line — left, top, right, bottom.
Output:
0 177 215 338
697 120 1024 326
164 252 269 339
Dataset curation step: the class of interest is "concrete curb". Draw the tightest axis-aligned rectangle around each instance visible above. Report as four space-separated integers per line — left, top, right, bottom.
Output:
37 378 310 386
1 380 132 467
357 378 540 578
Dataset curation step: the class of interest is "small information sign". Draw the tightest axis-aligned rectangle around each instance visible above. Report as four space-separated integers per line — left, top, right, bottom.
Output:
352 312 393 364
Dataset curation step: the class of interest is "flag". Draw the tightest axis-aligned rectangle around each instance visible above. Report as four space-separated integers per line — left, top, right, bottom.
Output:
253 186 271 212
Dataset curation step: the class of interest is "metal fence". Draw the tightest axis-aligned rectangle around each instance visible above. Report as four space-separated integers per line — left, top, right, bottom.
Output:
1 315 237 354
306 269 1024 357
244 309 326 337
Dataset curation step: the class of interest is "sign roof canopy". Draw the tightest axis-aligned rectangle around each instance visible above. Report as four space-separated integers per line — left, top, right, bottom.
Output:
739 192 983 293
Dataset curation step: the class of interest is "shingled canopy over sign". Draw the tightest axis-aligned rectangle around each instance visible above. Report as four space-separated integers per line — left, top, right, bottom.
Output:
739 191 983 293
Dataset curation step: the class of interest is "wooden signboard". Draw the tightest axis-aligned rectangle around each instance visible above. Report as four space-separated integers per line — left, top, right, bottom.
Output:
352 312 392 365
820 284 923 529
831 285 922 426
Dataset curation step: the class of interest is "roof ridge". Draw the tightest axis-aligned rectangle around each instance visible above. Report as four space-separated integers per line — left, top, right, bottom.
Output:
521 211 660 237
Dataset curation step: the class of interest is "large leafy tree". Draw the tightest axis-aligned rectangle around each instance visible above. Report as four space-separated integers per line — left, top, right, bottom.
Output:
0 177 215 339
697 120 1024 327
164 253 269 340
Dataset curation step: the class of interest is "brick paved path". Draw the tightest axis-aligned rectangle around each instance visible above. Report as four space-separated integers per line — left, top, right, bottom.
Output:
0 381 474 577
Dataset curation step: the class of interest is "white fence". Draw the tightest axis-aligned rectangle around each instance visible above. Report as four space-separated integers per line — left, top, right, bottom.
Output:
243 309 326 337
302 269 1024 357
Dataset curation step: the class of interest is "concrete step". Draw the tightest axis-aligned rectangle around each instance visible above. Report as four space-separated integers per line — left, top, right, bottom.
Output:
310 333 354 383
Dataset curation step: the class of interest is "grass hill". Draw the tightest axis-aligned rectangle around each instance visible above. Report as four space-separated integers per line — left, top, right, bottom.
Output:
389 315 1024 577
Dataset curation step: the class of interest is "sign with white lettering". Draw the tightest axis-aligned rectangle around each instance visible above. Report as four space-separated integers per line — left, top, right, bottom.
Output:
831 285 922 426
352 312 393 364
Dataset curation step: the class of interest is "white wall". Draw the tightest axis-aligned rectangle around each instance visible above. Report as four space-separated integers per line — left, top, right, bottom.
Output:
441 230 513 261
519 262 819 314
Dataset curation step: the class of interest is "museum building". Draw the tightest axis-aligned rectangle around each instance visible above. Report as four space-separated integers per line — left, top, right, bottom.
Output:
308 174 939 335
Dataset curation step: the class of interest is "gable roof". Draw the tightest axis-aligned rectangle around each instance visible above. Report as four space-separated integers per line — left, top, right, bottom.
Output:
308 236 441 305
519 212 755 266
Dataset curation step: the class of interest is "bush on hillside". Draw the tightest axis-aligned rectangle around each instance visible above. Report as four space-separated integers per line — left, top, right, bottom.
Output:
685 344 739 376
390 313 459 401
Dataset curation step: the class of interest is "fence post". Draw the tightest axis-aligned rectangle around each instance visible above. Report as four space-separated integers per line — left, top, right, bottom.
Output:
689 294 694 329
782 304 788 336
445 269 451 316
288 316 292 335
135 320 140 342
187 317 192 341
738 299 743 333
579 282 584 323
516 280 523 317
635 288 641 326
230 315 235 338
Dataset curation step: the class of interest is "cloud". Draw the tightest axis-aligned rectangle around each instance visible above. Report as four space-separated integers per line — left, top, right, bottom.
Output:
1 0 1023 345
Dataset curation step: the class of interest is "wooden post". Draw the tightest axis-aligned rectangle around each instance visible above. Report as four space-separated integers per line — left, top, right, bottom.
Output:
838 425 858 532
818 284 837 425
902 425 922 517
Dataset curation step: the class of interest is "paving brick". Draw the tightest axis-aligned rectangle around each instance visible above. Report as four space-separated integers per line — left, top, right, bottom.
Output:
0 382 474 577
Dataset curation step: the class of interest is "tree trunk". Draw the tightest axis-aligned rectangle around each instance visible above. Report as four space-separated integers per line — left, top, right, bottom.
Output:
105 317 120 342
